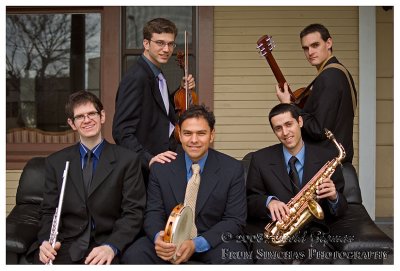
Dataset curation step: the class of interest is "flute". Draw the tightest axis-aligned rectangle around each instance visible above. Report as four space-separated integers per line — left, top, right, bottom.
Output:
47 161 70 265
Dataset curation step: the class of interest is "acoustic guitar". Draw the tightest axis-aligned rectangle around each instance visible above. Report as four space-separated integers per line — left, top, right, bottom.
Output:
257 34 309 108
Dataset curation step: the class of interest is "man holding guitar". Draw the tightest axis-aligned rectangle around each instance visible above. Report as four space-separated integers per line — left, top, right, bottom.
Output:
273 23 357 164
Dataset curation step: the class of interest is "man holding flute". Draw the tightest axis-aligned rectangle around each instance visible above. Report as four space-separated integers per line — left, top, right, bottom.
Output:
30 91 146 264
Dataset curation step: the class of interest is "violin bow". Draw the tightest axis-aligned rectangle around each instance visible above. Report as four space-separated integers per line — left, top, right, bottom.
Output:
184 31 189 109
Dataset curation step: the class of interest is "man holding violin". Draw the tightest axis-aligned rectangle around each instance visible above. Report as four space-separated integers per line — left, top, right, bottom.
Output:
276 23 357 165
113 18 195 184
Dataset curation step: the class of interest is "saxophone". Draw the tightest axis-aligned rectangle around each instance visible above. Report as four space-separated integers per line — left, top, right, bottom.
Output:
47 161 70 265
264 129 345 246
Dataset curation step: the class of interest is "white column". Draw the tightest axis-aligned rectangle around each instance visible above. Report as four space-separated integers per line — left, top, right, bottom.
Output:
358 6 376 219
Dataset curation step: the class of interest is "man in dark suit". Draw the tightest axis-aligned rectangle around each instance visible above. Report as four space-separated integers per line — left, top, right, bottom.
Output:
246 103 348 264
112 18 195 181
122 105 251 264
32 91 146 264
276 23 357 164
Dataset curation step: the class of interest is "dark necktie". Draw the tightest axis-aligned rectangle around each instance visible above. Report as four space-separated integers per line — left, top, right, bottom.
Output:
82 150 93 195
70 150 93 261
288 156 300 194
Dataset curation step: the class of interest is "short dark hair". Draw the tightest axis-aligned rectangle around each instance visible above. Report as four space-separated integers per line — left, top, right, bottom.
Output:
65 90 103 119
143 18 178 40
300 23 331 41
178 104 215 131
268 103 300 128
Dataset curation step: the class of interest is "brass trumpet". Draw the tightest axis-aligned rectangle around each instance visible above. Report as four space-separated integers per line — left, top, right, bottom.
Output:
264 129 345 246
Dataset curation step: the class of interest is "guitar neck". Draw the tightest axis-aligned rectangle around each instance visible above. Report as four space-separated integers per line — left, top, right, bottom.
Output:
258 34 303 105
265 53 292 93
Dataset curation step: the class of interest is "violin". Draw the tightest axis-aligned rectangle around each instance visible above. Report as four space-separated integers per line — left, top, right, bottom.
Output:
257 34 310 108
173 31 198 141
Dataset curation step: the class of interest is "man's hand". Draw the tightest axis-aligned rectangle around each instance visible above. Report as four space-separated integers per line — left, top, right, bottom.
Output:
275 82 292 103
317 178 338 201
155 231 176 262
267 199 290 222
39 240 61 264
180 74 196 90
149 151 177 167
171 239 195 264
85 245 115 265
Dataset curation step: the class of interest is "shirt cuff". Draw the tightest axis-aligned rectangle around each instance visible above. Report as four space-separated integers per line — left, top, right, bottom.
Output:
328 192 339 214
266 195 279 207
155 232 210 253
154 232 160 243
102 243 119 256
193 236 211 253
266 195 279 219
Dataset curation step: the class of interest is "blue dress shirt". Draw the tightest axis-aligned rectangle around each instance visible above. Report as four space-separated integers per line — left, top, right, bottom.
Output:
184 152 211 253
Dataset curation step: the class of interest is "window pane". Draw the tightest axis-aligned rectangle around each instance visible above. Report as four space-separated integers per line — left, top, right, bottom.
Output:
125 6 193 49
6 13 101 132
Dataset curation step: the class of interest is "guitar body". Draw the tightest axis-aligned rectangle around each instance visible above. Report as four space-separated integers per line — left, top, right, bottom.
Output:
292 87 309 108
257 35 310 108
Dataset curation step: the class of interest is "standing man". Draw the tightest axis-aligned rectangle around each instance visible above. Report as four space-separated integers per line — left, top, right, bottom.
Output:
122 105 250 264
246 103 348 264
276 23 357 164
31 91 146 264
113 18 195 182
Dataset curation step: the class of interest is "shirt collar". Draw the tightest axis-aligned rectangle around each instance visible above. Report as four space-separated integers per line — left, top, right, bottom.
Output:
79 139 105 160
282 142 305 168
185 152 208 177
317 55 335 73
142 54 162 77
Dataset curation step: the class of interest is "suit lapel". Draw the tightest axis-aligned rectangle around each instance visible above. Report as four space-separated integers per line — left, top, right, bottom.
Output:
152 79 169 116
302 144 323 187
270 145 295 194
138 56 169 116
88 141 115 198
67 144 86 202
169 153 187 204
195 150 219 216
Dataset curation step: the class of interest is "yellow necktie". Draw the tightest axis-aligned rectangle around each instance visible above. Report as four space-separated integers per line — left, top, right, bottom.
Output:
184 163 201 238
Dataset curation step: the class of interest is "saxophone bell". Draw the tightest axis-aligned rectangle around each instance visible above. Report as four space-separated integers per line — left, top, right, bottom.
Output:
307 199 324 220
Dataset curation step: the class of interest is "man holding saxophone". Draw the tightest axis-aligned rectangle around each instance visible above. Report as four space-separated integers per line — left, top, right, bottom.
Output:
30 91 146 264
246 103 348 264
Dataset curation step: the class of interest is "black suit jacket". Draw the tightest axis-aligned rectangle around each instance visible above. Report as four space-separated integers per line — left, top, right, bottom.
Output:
112 55 177 170
35 141 146 255
246 142 347 228
144 149 247 248
300 56 357 164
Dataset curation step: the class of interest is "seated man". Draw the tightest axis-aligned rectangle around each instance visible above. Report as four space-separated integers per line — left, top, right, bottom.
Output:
246 103 348 264
29 91 146 264
122 105 251 264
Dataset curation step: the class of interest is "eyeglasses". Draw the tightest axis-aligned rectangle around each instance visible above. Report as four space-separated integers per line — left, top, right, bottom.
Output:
73 111 99 122
150 40 177 49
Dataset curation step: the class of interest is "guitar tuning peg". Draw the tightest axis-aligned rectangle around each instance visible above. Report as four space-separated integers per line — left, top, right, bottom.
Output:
268 42 276 51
